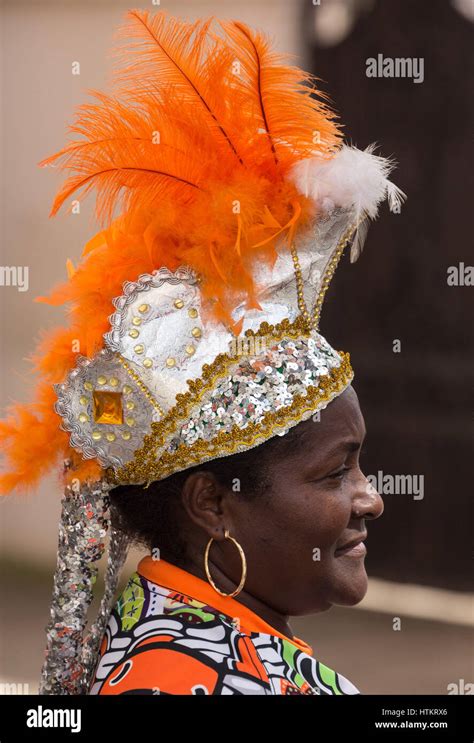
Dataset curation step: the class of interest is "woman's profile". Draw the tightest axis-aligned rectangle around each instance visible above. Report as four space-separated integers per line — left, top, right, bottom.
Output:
0 9 404 696
93 383 383 695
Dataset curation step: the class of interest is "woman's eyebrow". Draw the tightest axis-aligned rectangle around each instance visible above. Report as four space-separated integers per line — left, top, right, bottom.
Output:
323 439 364 460
303 439 362 479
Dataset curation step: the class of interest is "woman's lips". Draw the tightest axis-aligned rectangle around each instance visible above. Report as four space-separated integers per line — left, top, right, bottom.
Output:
335 540 367 557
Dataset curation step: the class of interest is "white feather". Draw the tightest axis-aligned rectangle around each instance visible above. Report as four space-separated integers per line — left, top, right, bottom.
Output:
290 143 406 220
289 144 406 262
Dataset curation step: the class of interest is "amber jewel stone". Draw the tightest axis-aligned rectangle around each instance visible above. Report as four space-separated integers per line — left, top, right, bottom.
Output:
93 390 123 425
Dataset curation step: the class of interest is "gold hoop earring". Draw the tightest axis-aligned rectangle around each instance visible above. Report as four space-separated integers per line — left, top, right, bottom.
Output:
204 528 247 598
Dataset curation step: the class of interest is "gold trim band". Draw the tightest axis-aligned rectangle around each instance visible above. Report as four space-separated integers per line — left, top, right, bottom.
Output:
110 346 354 487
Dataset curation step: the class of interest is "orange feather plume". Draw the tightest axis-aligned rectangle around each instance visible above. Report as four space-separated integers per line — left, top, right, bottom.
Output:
0 9 341 496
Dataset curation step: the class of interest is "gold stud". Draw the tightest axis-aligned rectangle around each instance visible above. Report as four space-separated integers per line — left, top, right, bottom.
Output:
79 395 88 406
83 381 93 391
132 317 142 326
126 401 135 410
129 329 139 339
92 431 102 441
121 431 131 440
106 432 116 442
97 375 107 385
185 344 195 355
138 303 149 313
143 358 153 368
125 417 135 427
188 308 198 318
174 299 184 309
78 412 89 423
166 357 176 367
123 385 132 394
134 344 144 354
109 377 119 387
191 327 202 338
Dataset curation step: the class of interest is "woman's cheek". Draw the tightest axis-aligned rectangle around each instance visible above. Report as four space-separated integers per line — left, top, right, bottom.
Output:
311 488 352 552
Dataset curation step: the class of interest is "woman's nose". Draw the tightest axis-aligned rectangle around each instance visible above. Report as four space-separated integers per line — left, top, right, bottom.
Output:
352 473 384 520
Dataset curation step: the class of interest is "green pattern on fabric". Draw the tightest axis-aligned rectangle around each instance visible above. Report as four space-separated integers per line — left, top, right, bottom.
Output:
164 594 236 627
167 606 217 623
281 638 307 689
117 575 146 631
318 662 342 695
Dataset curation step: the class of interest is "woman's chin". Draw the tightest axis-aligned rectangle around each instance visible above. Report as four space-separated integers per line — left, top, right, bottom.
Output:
332 568 369 606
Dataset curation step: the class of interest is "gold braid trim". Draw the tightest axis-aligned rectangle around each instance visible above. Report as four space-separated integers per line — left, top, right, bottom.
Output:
109 348 353 487
110 315 312 484
313 220 360 329
107 218 361 487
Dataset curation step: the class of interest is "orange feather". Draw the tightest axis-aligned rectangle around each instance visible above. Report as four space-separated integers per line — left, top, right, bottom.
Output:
217 19 341 174
1 9 342 496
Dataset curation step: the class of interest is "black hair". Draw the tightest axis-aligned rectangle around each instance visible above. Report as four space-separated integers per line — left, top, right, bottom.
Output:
110 420 308 568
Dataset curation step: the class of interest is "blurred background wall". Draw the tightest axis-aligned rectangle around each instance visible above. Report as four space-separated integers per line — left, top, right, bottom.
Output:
0 0 473 694
302 0 474 592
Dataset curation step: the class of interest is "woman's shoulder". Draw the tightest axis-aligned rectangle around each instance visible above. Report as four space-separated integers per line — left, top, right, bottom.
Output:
89 572 359 696
251 632 360 696
89 572 267 694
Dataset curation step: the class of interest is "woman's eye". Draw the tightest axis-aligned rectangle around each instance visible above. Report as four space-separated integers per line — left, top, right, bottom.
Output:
328 466 349 480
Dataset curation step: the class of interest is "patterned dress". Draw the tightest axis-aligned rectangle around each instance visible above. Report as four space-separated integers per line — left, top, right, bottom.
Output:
89 556 360 695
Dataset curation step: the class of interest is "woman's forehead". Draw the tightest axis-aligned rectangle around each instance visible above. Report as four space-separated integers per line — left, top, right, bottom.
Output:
282 387 366 463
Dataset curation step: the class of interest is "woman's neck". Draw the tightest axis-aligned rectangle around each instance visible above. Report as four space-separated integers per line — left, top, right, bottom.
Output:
186 556 295 641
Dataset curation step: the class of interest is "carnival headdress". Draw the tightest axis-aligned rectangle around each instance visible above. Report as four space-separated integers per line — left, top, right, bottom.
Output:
0 10 404 694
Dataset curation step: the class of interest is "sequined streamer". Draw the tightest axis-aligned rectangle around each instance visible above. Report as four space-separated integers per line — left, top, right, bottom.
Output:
39 461 114 694
80 521 130 691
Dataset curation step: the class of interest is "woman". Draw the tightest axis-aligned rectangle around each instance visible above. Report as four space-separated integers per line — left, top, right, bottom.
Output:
0 9 403 696
89 385 383 695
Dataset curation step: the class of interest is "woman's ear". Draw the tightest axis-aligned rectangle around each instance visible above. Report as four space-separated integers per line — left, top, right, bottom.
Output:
180 471 226 537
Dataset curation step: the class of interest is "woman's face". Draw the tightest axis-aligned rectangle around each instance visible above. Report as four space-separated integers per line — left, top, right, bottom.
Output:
217 384 384 615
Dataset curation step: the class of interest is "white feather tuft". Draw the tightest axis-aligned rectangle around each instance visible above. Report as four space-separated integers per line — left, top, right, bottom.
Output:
289 143 406 262
290 143 406 219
